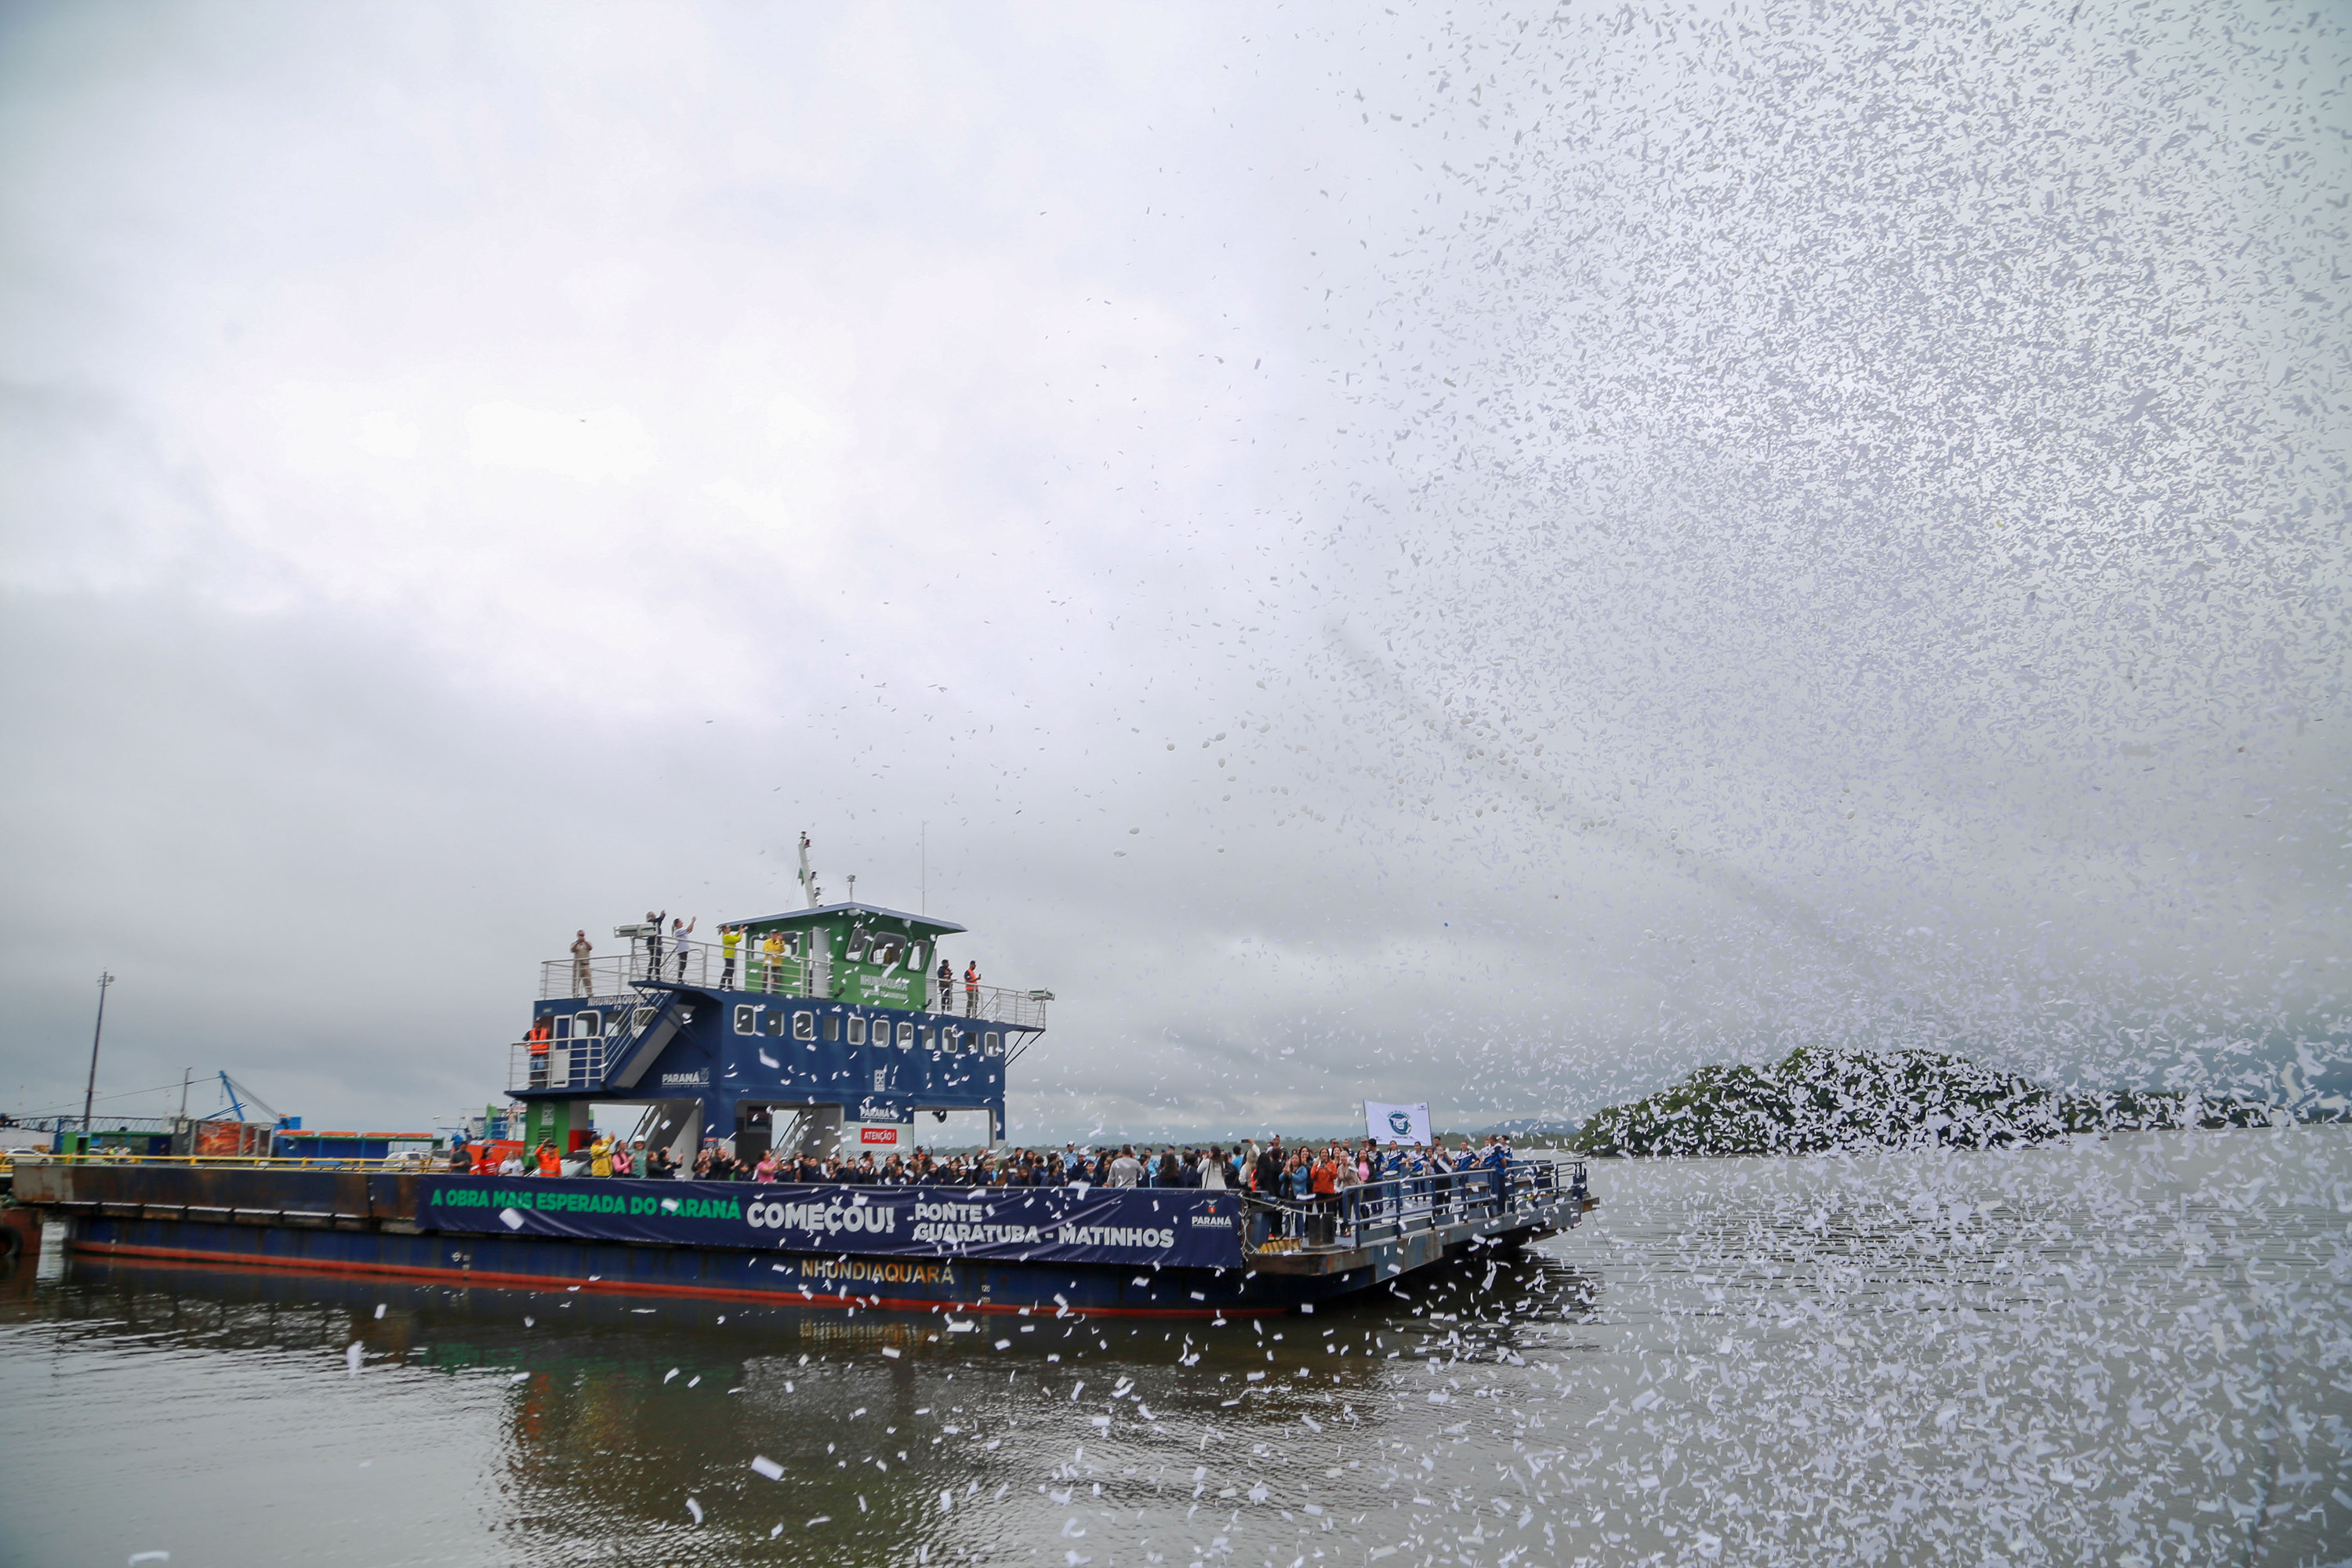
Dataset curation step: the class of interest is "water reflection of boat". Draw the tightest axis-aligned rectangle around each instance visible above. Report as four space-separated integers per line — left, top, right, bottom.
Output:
17 1247 1610 1554
13 852 1588 1317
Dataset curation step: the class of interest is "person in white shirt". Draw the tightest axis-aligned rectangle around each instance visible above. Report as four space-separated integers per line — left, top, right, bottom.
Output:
499 1150 524 1176
1108 1145 1143 1187
1200 1147 1228 1190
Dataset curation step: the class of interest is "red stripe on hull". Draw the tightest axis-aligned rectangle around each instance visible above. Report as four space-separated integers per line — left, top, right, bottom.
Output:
68 1238 1284 1318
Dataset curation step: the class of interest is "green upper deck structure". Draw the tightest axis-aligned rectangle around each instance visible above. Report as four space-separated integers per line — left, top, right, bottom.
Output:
724 902 965 1011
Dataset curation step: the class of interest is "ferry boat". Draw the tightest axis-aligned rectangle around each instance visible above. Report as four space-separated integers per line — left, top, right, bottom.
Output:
7 845 1588 1316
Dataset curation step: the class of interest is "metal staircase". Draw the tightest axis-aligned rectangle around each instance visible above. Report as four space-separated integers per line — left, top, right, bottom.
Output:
509 986 689 1095
598 988 693 1091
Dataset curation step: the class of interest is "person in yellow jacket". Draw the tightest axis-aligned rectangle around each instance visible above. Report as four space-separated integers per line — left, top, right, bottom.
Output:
590 1134 614 1178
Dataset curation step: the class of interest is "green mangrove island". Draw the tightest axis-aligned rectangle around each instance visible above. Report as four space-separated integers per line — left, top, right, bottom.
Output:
1570 1046 2288 1158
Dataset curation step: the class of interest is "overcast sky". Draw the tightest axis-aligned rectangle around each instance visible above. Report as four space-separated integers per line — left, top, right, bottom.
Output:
2 2 2343 1142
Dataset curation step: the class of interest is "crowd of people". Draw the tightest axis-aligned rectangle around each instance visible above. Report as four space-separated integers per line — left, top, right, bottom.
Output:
451 1131 1519 1196
452 1134 682 1179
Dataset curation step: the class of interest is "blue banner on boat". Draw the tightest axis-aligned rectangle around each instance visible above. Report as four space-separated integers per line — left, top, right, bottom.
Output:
416 1177 1245 1269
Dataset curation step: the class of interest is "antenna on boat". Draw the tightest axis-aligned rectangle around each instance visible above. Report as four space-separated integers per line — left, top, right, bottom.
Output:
797 832 822 908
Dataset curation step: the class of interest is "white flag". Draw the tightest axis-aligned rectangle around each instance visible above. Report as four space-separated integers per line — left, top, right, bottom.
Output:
1363 1101 1431 1145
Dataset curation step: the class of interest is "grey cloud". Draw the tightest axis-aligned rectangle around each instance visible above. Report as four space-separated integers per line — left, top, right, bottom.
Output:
2 2 2343 1144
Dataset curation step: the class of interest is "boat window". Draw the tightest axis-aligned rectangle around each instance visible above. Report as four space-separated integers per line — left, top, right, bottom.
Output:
985 1032 1003 1057
734 1005 755 1033
847 1016 867 1045
875 938 902 968
632 1007 655 1029
761 1010 784 1036
577 1011 601 1036
907 942 926 971
922 1027 937 1051
793 1012 815 1041
847 932 870 963
823 1014 842 1042
896 1022 914 1049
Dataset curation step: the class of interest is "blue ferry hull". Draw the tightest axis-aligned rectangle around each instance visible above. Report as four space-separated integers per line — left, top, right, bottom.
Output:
63 1214 1356 1316
19 1162 1583 1318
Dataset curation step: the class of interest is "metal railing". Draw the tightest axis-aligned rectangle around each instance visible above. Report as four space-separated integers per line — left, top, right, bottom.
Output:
942 985 1051 1031
4 1151 445 1173
1241 1160 1584 1253
541 940 804 999
510 1036 611 1094
535 941 1050 1029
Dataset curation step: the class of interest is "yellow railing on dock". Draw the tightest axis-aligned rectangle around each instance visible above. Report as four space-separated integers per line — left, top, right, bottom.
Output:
2 1152 441 1174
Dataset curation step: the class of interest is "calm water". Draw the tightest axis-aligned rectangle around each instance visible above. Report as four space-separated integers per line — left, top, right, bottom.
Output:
4 1131 2347 1568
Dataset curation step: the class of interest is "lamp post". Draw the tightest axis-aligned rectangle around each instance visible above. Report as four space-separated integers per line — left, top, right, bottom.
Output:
80 971 114 1136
